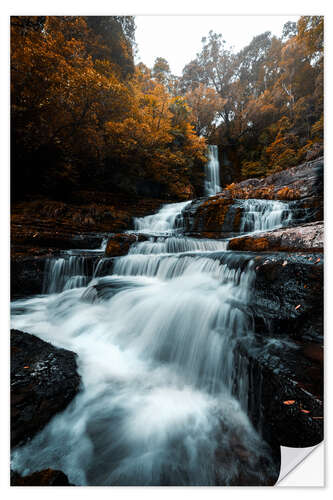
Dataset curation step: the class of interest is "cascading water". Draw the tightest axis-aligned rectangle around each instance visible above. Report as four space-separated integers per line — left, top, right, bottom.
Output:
133 201 191 234
238 198 293 233
204 145 221 196
11 198 281 486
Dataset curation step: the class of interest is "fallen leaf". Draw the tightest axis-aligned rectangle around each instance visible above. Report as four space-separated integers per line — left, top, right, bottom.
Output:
315 258 321 263
283 400 296 405
301 409 310 414
23 366 30 369
282 260 288 267
295 304 301 310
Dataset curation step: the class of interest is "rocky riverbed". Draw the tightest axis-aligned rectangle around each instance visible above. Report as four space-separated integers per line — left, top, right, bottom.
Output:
10 158 324 486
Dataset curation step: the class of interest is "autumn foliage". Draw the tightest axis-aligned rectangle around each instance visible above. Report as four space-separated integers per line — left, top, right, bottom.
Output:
11 16 207 202
11 15 323 201
180 16 323 181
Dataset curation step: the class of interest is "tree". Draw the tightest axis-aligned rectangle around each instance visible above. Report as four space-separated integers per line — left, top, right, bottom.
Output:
185 83 225 137
180 59 205 93
11 16 133 198
281 21 297 42
104 65 207 199
152 57 171 85
85 16 136 78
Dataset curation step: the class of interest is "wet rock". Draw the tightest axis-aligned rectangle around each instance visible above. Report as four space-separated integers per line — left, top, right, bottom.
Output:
11 195 165 254
11 253 101 299
228 221 324 252
11 256 49 299
223 156 323 201
11 329 81 448
250 253 323 342
105 233 148 257
11 468 72 486
235 337 323 447
229 250 324 445
12 233 104 251
182 196 236 235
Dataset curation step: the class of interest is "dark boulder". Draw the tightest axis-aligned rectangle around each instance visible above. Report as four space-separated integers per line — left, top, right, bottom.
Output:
11 329 81 448
11 256 49 299
250 253 323 342
11 468 72 486
105 233 148 257
235 337 323 448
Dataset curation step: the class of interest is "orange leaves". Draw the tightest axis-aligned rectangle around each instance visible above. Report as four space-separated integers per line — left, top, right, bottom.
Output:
105 64 207 191
283 400 315 417
184 83 224 137
11 15 134 162
276 187 301 200
11 16 206 199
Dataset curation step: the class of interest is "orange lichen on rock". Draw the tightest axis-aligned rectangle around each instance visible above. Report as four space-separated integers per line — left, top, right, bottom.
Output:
276 187 301 200
228 236 269 251
192 197 234 232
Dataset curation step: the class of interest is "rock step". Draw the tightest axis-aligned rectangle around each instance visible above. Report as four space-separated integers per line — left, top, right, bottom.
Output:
228 221 324 253
11 468 72 486
11 329 81 448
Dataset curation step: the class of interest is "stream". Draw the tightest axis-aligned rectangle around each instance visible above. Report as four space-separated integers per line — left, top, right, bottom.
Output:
10 147 297 485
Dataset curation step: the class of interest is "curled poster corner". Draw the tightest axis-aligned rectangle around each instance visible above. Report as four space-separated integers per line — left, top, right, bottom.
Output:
277 442 324 486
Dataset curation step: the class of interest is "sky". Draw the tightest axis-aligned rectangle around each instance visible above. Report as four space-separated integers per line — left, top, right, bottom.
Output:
135 15 300 76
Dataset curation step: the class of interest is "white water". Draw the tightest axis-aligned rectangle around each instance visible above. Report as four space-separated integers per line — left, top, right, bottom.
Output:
133 200 191 234
204 145 221 196
238 198 293 234
11 199 282 485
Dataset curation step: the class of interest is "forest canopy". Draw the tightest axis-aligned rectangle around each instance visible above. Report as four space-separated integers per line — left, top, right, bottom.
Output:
11 15 323 201
11 16 206 201
181 16 323 181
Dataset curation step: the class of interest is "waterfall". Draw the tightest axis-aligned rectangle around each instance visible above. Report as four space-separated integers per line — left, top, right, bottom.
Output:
238 198 293 233
133 200 191 234
128 236 228 255
42 256 89 294
204 145 221 196
11 200 280 486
